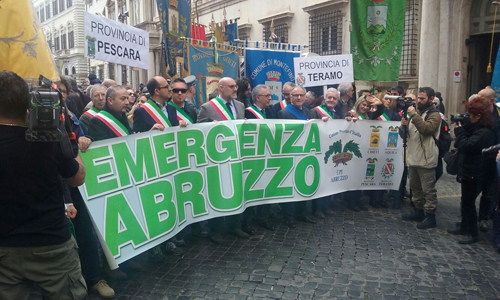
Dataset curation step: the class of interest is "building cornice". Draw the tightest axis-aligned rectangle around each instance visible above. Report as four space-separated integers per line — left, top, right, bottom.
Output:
257 11 294 25
302 0 348 14
197 0 246 16
237 22 252 30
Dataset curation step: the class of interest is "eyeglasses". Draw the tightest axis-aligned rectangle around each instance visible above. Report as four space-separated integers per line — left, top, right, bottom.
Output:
259 94 272 98
225 85 237 89
173 88 187 94
282 93 290 96
158 85 170 90
128 92 135 96
291 94 305 98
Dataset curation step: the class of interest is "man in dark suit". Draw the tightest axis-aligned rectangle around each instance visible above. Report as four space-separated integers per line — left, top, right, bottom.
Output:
278 85 316 227
169 78 198 124
197 77 248 243
272 82 295 115
133 76 180 133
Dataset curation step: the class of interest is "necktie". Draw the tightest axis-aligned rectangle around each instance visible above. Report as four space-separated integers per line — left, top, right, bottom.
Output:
261 109 266 118
225 101 233 117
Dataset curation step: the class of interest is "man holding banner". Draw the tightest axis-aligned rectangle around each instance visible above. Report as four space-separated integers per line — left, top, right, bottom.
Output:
197 77 248 243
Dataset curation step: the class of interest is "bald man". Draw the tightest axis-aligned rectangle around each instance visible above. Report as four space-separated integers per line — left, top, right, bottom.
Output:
102 79 117 88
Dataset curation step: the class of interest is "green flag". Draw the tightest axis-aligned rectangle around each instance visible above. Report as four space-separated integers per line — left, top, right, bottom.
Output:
351 0 406 81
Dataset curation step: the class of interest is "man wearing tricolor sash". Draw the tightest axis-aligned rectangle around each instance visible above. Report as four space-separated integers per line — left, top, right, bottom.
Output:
88 85 136 141
272 82 295 115
133 76 180 133
197 77 248 244
244 85 276 120
169 78 198 124
79 84 106 129
310 88 341 121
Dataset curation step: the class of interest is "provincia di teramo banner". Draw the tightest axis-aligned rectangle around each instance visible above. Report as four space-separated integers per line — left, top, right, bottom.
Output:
79 119 404 268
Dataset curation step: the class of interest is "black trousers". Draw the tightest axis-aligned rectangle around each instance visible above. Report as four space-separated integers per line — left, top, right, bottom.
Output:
460 178 482 237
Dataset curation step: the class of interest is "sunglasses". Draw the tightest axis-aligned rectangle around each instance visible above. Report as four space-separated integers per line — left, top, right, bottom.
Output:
173 88 187 94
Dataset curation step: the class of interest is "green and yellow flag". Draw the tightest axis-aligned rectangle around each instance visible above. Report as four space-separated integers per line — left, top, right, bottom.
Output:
351 0 406 81
0 0 58 81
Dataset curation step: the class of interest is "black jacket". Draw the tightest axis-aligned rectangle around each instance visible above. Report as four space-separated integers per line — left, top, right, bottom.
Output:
454 122 495 181
88 104 132 141
277 106 311 120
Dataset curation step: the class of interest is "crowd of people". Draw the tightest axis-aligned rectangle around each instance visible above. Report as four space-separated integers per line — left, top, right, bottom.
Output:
1 69 500 299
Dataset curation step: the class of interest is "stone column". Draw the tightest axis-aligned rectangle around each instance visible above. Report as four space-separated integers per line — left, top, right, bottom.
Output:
418 0 440 88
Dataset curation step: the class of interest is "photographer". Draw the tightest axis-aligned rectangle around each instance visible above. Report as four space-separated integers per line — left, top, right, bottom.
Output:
0 71 87 299
447 97 495 244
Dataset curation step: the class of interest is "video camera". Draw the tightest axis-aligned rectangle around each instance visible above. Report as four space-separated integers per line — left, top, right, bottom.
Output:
450 113 469 125
383 95 414 111
26 75 78 159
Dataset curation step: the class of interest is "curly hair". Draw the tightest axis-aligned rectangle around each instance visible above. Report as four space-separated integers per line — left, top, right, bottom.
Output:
466 97 494 128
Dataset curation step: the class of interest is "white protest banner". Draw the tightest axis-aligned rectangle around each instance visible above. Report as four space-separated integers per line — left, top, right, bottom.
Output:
84 12 149 70
79 120 403 267
294 54 354 88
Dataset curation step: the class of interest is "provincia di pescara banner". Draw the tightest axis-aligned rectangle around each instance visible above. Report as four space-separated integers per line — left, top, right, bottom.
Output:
79 119 404 267
84 12 150 70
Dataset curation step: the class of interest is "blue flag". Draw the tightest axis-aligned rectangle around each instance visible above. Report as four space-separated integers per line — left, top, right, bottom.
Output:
224 21 238 45
245 49 300 105
492 46 500 103
156 0 190 77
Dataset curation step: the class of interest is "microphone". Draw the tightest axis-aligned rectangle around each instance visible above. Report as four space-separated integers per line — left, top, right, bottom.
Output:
383 95 406 101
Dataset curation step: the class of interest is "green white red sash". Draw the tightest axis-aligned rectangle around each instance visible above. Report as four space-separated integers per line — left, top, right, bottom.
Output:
168 102 194 124
209 97 234 120
95 111 129 137
83 106 99 118
377 113 390 121
245 105 266 119
142 100 172 128
349 109 365 120
280 100 288 110
315 105 334 119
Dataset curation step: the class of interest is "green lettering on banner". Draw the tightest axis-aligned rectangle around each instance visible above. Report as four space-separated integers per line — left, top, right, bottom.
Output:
112 139 157 187
242 159 265 201
173 171 207 223
236 123 257 158
206 124 238 162
140 180 177 239
257 123 283 155
282 123 304 154
265 157 294 198
303 123 321 153
206 162 243 210
105 193 148 257
177 129 207 168
81 146 119 198
152 133 178 176
294 156 320 196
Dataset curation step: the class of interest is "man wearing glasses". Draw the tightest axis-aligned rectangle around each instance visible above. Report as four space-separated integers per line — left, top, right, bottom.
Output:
132 76 181 133
278 86 316 227
169 78 198 124
272 82 296 114
197 77 248 244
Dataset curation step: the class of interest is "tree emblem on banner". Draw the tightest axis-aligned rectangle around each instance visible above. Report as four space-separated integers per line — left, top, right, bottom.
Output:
324 140 362 167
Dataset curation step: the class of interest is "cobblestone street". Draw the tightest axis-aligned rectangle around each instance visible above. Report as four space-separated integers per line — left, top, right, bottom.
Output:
32 172 500 300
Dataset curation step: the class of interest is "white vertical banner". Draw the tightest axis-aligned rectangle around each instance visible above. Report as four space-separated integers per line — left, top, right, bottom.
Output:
84 12 149 70
293 54 354 88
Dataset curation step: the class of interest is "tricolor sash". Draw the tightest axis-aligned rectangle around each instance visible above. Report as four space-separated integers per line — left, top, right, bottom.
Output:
315 105 334 119
348 110 365 120
399 110 411 119
168 102 194 124
209 97 234 120
246 105 266 119
377 112 390 121
84 106 99 118
280 100 288 110
142 100 172 128
95 111 129 137
284 105 307 120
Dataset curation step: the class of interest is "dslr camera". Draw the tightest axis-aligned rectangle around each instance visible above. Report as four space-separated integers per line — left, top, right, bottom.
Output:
450 113 469 125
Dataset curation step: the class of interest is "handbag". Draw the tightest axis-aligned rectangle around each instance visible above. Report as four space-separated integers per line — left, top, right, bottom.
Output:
443 149 459 175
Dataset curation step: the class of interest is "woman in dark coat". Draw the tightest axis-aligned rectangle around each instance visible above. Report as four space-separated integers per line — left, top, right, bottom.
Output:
448 97 495 244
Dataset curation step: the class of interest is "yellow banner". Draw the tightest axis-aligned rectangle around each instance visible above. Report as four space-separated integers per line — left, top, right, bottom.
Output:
0 0 58 81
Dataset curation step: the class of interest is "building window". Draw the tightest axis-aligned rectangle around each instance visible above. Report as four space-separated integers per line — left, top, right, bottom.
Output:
262 23 288 44
54 32 60 51
399 0 419 77
59 0 65 12
53 0 58 16
98 67 104 81
45 3 50 19
40 7 45 22
67 0 72 8
68 27 74 49
72 66 76 74
109 63 115 80
64 68 69 75
61 30 67 50
309 10 342 56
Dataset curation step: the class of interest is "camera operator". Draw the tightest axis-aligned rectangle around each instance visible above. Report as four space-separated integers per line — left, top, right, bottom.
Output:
0 71 87 299
401 87 441 229
447 97 495 244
